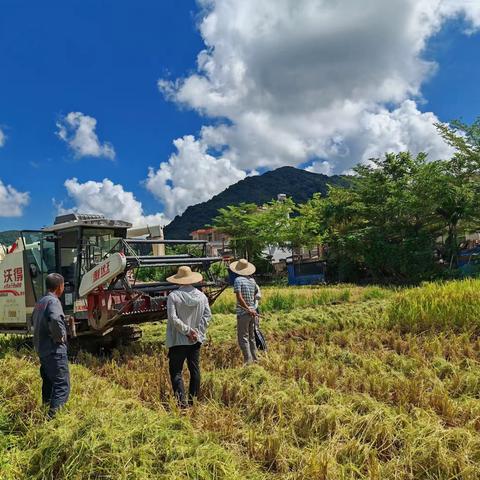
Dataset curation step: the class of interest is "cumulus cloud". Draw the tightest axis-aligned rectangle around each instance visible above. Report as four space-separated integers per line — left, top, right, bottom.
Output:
440 0 480 31
60 178 167 227
0 128 6 147
308 100 456 173
0 180 29 217
56 112 115 159
146 134 247 219
152 0 480 215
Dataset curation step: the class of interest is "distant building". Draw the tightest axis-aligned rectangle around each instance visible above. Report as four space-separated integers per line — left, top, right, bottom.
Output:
190 224 326 270
293 244 326 260
190 228 233 257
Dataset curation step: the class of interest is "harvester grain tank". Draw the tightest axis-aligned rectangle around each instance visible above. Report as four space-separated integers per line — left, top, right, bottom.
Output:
0 214 226 348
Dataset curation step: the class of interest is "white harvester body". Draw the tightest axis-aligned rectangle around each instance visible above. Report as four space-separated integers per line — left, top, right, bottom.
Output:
0 214 225 346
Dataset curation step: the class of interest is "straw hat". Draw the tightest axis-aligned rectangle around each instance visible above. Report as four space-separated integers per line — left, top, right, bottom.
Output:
167 266 203 285
229 258 256 276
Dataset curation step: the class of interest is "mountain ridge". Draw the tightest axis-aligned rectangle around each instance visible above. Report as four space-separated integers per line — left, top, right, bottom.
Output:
0 167 348 242
164 166 348 239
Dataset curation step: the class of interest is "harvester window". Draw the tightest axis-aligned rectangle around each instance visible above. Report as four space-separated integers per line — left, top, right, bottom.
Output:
57 229 80 289
21 231 57 300
80 229 123 274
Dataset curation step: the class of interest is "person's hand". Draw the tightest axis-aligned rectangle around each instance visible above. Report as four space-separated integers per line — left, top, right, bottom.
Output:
187 329 198 343
248 307 257 317
67 316 77 338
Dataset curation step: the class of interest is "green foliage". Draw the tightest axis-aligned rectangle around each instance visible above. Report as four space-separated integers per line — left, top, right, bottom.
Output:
248 198 298 249
134 244 205 282
314 152 446 282
213 196 325 278
134 266 175 282
209 261 229 281
213 203 263 260
211 118 480 284
433 119 480 263
213 148 480 283
296 131 480 283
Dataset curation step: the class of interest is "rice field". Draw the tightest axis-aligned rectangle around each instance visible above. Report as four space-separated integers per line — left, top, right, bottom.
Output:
2 281 480 479
211 285 391 314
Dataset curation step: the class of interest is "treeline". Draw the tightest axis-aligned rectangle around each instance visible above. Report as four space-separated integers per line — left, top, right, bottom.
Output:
214 119 480 284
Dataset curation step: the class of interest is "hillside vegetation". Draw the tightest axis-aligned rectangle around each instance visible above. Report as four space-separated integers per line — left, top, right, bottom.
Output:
0 231 20 246
164 167 348 239
2 280 480 478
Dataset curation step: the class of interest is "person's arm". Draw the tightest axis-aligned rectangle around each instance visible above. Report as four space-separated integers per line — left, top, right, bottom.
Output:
235 291 256 317
254 282 261 312
200 297 212 330
167 293 194 339
255 283 262 301
46 300 67 344
255 282 262 306
234 278 256 316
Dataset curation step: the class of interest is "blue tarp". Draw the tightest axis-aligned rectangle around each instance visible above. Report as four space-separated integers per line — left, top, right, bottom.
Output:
287 262 325 286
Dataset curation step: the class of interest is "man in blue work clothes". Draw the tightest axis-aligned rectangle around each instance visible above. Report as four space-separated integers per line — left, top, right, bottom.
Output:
32 273 70 418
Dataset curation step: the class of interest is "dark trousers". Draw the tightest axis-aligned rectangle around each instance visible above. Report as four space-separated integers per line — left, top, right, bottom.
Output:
168 343 201 406
39 351 70 417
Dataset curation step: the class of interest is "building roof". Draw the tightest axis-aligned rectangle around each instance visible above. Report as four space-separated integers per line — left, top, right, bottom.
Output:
191 227 216 235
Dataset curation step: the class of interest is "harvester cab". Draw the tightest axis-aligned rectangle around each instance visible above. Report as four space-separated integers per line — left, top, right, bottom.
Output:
0 214 226 348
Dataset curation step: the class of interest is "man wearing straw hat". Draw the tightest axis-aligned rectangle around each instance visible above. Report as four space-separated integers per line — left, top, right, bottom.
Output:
229 258 259 364
166 266 212 407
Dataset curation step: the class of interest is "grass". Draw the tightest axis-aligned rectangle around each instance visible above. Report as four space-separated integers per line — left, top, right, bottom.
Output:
2 280 480 479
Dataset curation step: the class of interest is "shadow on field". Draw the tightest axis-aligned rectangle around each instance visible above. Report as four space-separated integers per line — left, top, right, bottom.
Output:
0 335 34 359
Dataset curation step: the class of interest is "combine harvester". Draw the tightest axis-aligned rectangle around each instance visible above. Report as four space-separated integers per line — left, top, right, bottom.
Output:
0 214 226 349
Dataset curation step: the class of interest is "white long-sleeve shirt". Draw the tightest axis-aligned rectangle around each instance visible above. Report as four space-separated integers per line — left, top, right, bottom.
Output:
166 286 211 348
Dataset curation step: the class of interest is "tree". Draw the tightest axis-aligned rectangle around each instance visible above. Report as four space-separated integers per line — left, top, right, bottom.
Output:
213 198 298 264
248 198 297 249
311 152 446 283
213 118 480 283
212 203 264 260
434 119 480 264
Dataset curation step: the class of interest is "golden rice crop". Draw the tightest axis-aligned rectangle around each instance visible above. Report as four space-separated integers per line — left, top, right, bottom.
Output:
387 278 480 333
2 280 480 479
0 356 265 480
211 285 392 314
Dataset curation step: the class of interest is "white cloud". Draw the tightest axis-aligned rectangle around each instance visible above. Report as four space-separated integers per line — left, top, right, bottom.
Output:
56 112 115 159
146 133 247 219
0 125 31 217
61 178 167 227
153 0 480 212
0 180 29 217
440 1 480 31
308 100 456 173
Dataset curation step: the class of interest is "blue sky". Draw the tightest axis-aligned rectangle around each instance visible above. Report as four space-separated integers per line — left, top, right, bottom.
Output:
0 0 479 232
423 20 480 122
0 0 203 230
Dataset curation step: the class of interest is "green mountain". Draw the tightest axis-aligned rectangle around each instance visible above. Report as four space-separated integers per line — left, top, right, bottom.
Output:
164 166 348 239
0 230 20 246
